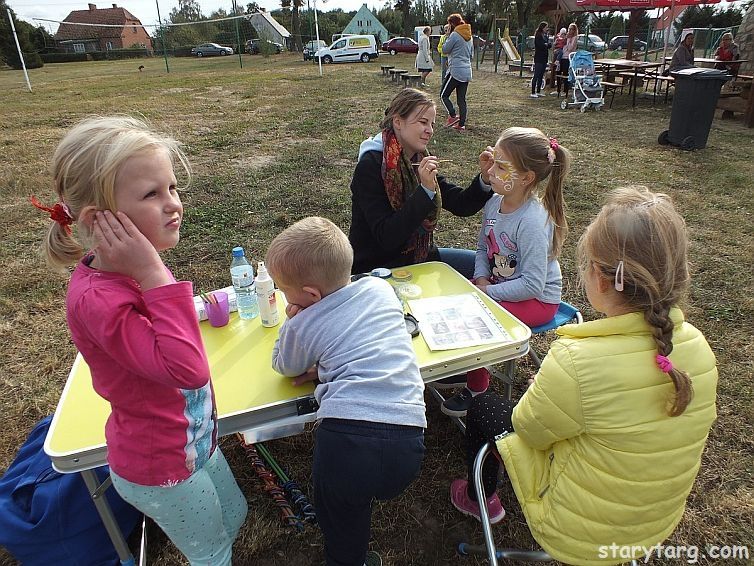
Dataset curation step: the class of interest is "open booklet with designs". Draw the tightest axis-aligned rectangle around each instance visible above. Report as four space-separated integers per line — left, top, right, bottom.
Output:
408 293 512 351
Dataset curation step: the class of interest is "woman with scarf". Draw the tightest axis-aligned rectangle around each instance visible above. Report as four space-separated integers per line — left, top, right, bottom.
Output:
349 88 492 277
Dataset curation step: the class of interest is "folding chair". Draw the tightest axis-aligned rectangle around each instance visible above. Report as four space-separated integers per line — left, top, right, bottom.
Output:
458 439 640 566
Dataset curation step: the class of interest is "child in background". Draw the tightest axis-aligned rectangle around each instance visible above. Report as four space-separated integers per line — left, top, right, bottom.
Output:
34 116 247 565
441 127 571 418
267 217 426 566
552 27 566 72
450 186 718 564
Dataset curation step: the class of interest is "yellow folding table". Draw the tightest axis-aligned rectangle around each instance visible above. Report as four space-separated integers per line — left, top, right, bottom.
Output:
44 261 530 564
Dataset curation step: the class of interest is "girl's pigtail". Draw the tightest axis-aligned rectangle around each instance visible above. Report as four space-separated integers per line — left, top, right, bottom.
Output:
645 302 694 416
542 144 571 259
41 219 84 272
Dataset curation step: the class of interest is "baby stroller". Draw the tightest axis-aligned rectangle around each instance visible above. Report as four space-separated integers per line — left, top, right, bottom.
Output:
560 50 604 112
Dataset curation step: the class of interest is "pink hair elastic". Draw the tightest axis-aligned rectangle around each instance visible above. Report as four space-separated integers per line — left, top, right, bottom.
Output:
656 354 673 373
547 137 559 164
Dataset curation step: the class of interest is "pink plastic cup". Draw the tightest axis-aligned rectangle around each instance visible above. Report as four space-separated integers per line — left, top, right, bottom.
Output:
205 291 230 327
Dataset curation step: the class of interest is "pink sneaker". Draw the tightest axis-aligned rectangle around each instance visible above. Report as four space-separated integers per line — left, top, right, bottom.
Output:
452 123 466 132
445 115 460 127
450 479 505 524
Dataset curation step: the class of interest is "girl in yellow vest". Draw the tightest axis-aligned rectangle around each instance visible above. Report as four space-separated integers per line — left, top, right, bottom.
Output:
450 186 718 565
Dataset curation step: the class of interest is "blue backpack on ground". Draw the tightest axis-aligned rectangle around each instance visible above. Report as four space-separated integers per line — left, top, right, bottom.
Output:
0 416 141 565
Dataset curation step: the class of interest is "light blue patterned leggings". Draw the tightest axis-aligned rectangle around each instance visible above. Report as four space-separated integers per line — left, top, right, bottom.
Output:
111 448 247 566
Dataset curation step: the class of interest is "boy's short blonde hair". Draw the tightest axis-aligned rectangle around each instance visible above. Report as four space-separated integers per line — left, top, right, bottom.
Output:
266 217 353 294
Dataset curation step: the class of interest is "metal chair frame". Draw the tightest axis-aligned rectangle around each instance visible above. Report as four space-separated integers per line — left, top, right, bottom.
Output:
458 440 639 566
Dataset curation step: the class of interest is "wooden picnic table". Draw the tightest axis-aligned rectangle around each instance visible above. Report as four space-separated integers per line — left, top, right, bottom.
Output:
663 57 749 67
594 58 662 108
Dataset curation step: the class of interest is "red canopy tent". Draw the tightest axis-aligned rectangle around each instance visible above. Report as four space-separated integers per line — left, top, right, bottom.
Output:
564 0 723 61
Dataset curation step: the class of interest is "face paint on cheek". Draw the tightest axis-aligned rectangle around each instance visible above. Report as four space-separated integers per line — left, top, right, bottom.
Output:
493 159 518 192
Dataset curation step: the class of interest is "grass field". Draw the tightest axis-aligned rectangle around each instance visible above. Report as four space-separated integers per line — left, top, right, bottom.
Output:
1 52 752 565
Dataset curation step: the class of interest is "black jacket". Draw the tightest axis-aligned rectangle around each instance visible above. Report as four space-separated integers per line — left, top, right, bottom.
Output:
534 32 551 65
348 150 491 274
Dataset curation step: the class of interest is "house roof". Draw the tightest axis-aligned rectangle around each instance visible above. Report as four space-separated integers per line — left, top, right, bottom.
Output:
251 11 291 38
55 4 149 41
343 4 389 36
656 5 686 30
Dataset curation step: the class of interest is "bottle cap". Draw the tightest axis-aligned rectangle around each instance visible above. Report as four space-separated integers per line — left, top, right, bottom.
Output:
370 267 392 279
257 261 268 275
232 246 244 257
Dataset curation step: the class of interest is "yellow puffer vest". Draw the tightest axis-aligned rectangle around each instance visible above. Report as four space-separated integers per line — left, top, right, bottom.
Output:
497 309 717 565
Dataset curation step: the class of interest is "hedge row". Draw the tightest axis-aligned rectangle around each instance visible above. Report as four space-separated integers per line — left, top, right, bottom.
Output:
41 49 154 64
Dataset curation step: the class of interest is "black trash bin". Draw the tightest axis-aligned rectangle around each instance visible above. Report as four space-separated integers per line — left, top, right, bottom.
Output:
658 67 731 150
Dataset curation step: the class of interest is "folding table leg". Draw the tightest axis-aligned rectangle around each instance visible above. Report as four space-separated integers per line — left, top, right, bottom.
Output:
81 469 136 566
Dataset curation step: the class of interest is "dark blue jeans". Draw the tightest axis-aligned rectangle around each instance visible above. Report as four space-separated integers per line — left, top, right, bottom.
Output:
532 62 547 94
440 76 469 126
438 247 476 279
313 418 425 566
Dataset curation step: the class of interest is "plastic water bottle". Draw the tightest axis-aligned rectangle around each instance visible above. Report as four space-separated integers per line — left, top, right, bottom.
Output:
256 261 280 327
230 247 259 320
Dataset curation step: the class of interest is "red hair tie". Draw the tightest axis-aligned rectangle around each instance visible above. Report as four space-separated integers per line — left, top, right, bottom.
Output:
549 137 559 150
30 196 73 235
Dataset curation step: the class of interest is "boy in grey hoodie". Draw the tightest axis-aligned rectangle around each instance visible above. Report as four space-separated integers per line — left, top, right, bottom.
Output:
267 216 426 566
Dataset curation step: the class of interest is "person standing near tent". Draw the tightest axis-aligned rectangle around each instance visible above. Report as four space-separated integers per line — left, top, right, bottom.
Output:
441 13 474 132
530 22 551 98
554 23 578 98
416 26 434 87
668 30 695 72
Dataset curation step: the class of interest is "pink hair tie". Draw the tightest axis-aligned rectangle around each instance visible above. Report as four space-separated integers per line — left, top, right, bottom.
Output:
547 137 559 164
656 354 673 373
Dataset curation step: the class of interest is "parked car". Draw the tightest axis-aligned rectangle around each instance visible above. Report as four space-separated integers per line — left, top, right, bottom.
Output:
609 36 647 52
303 39 327 61
382 37 418 55
246 39 283 54
191 43 233 57
315 34 379 64
576 33 606 53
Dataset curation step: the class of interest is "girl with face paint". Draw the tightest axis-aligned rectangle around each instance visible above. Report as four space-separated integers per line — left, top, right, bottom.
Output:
440 127 573 418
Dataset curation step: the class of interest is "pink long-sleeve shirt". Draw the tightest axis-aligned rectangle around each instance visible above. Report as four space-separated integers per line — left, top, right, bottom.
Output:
66 258 217 486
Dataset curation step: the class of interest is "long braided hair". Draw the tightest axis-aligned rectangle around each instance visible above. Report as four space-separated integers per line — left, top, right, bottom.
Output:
577 186 694 416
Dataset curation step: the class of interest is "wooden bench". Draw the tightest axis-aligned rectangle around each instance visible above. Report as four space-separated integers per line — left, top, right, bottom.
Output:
601 81 624 108
506 60 534 75
402 73 422 88
389 69 407 83
380 64 395 77
717 82 753 127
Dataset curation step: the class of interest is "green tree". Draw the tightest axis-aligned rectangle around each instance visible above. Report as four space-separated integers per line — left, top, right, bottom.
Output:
170 0 204 23
281 0 304 51
0 2 43 69
395 0 412 37
608 14 625 43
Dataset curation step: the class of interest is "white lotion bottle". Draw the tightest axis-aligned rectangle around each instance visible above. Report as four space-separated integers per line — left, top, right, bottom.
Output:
256 261 280 327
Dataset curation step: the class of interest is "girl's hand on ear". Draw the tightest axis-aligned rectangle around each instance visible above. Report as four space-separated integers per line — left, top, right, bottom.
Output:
479 146 495 185
93 210 170 291
418 155 439 190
